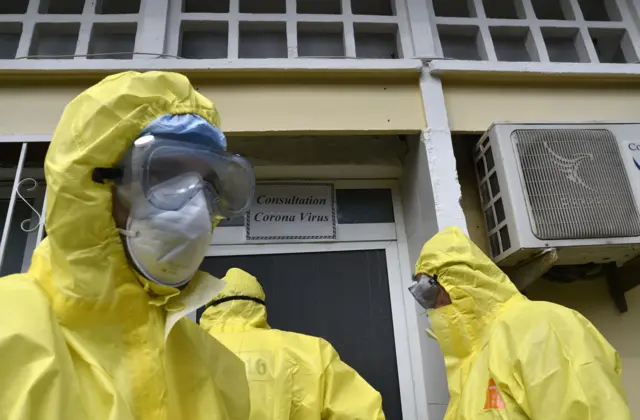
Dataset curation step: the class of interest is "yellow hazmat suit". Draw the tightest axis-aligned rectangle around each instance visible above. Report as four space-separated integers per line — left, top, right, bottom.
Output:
0 72 249 419
200 268 386 420
416 226 631 420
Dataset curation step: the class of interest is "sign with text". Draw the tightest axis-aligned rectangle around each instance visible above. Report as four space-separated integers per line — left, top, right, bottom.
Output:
245 182 336 241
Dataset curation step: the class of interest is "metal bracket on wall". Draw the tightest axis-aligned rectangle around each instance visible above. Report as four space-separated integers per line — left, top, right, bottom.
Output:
504 248 558 291
609 255 640 313
605 263 628 314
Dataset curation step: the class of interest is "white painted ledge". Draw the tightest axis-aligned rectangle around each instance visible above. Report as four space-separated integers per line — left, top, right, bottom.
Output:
0 58 423 73
428 59 640 79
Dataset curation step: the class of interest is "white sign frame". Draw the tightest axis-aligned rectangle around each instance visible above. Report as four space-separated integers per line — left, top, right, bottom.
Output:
245 181 337 242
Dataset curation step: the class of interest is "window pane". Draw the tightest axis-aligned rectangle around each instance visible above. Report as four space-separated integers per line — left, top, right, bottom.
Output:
336 189 394 224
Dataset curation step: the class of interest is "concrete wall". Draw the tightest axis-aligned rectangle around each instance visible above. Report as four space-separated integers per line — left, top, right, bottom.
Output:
444 81 640 132
0 79 425 136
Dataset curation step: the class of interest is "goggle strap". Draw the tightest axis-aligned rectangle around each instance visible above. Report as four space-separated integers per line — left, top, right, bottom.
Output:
207 295 266 307
92 167 124 184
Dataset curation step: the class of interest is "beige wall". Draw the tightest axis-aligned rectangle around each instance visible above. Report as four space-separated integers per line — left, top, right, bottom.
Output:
444 81 640 132
0 80 425 135
454 131 640 416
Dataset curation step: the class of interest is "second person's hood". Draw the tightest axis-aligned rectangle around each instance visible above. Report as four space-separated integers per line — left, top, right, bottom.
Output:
415 227 522 373
200 268 270 333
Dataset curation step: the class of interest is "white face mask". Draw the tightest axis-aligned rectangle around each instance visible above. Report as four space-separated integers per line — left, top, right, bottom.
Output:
122 175 213 287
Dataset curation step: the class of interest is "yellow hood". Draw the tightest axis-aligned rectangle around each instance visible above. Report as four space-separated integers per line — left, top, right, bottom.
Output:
29 71 222 321
415 227 631 420
415 227 521 366
201 268 270 332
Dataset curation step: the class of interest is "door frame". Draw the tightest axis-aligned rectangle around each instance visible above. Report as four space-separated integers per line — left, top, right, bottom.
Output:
204 180 424 420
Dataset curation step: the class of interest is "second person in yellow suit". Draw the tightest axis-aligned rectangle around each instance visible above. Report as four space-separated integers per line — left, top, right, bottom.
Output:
200 268 386 420
409 226 631 420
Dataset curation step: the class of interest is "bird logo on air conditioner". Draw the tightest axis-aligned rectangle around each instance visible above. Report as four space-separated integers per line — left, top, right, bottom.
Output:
543 140 594 191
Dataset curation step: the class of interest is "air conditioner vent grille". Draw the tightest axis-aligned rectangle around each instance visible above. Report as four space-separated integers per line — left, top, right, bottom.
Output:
514 129 640 240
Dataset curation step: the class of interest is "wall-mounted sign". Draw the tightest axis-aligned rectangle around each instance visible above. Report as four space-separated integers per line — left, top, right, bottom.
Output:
246 182 336 242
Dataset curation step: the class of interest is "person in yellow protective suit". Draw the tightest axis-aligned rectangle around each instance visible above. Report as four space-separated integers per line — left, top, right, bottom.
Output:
0 71 254 419
200 268 386 420
409 226 631 420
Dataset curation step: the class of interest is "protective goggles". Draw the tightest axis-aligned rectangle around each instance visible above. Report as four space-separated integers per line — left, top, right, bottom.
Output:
103 134 255 220
408 273 441 310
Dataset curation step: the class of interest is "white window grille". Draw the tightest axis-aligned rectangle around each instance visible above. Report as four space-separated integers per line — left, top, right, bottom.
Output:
0 0 142 59
0 0 413 61
428 0 640 63
0 141 47 277
2 0 640 65
167 0 411 59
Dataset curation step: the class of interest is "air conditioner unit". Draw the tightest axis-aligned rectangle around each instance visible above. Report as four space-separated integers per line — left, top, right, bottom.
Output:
474 122 640 268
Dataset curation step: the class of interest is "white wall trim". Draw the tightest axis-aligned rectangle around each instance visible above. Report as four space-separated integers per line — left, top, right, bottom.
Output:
403 3 465 413
211 223 397 245
255 165 402 180
429 59 640 78
384 242 419 420
404 0 466 234
205 239 393 256
0 58 423 72
391 183 429 419
419 72 467 233
0 135 51 143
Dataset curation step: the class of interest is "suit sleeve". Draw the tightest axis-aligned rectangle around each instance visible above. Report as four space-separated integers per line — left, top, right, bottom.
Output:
319 340 385 420
0 277 87 420
516 312 631 420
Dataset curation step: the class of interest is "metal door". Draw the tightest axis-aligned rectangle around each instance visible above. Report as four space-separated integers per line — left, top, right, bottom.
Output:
198 249 403 420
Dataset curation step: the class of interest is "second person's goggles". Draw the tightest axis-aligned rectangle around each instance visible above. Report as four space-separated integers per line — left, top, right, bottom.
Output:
408 273 441 310
123 134 255 219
